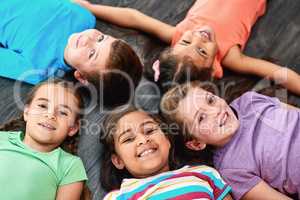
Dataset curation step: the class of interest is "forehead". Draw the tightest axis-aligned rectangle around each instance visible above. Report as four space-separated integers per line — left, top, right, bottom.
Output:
178 87 206 112
32 84 79 106
116 111 156 131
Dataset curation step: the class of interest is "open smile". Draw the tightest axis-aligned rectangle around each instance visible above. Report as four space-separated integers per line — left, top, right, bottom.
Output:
137 147 158 158
76 35 82 48
219 112 228 127
38 122 56 131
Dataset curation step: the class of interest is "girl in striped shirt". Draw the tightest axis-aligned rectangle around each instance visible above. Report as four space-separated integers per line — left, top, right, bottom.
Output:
100 105 232 200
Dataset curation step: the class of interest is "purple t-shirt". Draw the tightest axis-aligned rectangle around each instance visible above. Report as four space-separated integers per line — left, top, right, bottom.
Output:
213 92 300 199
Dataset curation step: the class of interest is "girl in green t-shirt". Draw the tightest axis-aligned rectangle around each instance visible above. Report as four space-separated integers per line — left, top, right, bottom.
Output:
0 79 87 200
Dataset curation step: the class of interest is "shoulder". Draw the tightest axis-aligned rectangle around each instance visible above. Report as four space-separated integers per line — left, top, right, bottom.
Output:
103 190 120 200
230 91 280 115
0 131 21 142
57 149 87 185
58 149 84 167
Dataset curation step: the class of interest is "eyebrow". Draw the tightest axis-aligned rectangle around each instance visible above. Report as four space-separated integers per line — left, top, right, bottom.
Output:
36 98 73 113
94 47 100 62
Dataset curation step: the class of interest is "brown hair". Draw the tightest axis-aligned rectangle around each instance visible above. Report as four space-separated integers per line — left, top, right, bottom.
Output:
0 78 85 153
160 81 216 141
100 105 180 191
86 40 143 106
144 48 213 93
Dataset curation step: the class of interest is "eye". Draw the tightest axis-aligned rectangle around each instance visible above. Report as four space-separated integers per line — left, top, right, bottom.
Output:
144 127 158 135
89 49 96 59
58 111 68 116
38 104 47 109
196 48 208 57
206 94 216 105
181 39 191 45
122 136 135 144
97 35 105 42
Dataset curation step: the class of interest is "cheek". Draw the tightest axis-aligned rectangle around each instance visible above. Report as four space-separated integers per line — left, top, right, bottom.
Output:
198 121 216 135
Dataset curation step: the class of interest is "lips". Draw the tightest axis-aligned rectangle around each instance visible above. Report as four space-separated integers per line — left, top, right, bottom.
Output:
76 35 81 48
38 122 56 131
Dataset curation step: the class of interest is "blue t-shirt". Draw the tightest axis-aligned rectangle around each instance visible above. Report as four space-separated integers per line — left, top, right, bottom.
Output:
213 92 300 199
0 0 95 84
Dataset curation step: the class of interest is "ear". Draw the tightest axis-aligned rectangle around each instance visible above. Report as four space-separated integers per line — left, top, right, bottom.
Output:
111 154 125 170
185 139 206 151
23 105 29 122
74 71 89 85
67 121 79 137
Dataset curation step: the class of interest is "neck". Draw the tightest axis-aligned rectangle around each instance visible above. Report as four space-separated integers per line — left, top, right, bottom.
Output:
23 135 57 153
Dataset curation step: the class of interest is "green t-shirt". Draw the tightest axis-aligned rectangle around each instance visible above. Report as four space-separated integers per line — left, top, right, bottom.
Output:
0 131 87 200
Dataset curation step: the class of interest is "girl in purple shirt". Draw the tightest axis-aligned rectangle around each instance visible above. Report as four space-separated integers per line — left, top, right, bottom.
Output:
161 81 300 200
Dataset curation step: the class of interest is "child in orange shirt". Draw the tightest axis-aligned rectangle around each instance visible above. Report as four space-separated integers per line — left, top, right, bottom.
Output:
74 0 300 94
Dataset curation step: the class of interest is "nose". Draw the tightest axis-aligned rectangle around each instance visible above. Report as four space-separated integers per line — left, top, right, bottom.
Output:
79 35 91 47
44 109 56 120
137 134 150 146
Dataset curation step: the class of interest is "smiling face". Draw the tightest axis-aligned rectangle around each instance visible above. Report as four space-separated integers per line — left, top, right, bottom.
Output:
177 87 239 149
173 26 218 70
111 111 171 178
23 84 80 152
64 29 117 82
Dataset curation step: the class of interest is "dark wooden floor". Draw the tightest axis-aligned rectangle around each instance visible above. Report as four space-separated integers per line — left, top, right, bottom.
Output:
1 1 300 199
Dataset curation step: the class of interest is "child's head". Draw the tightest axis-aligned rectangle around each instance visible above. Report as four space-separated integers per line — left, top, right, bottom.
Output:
161 81 239 150
64 29 143 104
100 106 178 191
22 79 84 152
172 27 218 69
151 26 217 90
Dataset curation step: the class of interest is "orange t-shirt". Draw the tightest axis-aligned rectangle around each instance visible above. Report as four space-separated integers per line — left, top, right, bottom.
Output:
171 0 266 78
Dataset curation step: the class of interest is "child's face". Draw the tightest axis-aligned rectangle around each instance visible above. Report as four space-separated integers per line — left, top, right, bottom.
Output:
173 26 218 69
64 29 117 82
23 84 80 152
111 111 171 178
177 87 239 149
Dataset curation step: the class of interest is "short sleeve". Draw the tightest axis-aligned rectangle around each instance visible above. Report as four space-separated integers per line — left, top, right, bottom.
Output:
190 166 232 200
59 157 87 185
219 168 262 200
230 91 280 117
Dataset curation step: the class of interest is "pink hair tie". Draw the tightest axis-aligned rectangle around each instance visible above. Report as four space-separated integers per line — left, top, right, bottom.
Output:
152 60 160 82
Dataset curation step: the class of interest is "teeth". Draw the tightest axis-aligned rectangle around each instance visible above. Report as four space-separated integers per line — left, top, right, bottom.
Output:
200 31 210 40
139 149 155 157
39 123 55 130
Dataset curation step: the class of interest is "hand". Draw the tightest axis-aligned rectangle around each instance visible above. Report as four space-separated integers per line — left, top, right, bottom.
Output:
72 0 92 9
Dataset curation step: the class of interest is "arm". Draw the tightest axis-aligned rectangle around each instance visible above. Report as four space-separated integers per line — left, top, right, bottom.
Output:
72 0 175 43
241 180 292 200
56 181 84 200
222 46 300 96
